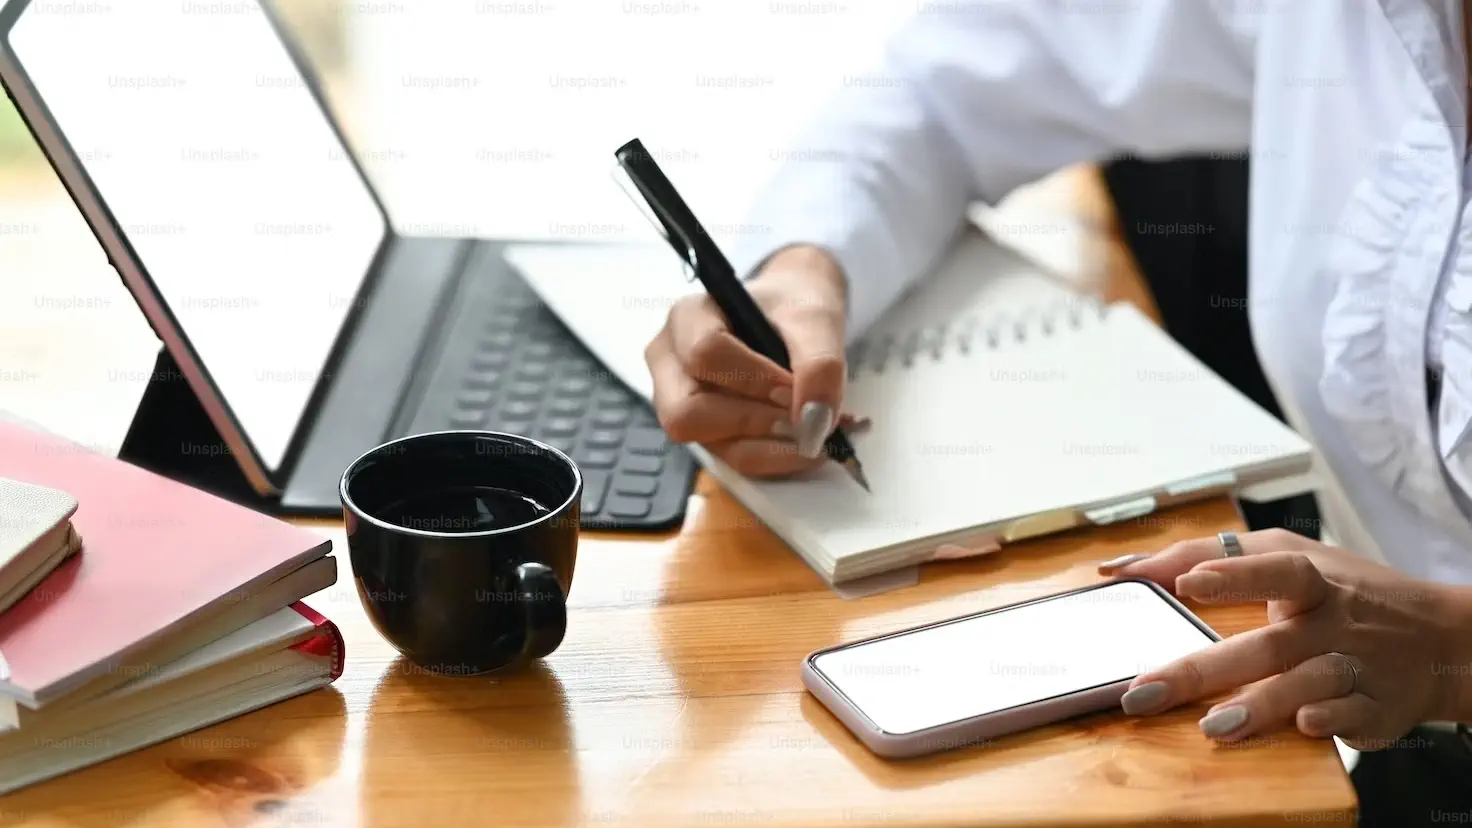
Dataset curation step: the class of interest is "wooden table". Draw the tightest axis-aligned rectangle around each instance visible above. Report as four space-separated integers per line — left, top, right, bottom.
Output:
2 171 1356 827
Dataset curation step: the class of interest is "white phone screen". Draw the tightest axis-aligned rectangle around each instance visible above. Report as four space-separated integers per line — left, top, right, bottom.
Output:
810 580 1215 735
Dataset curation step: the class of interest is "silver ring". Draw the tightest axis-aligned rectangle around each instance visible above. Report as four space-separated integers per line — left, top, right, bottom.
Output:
1217 531 1244 558
1327 651 1360 696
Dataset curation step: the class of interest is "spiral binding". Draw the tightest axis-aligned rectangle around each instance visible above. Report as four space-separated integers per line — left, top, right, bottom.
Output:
846 296 1107 379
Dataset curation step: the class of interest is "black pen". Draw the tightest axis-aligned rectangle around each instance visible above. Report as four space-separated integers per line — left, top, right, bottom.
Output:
613 138 870 492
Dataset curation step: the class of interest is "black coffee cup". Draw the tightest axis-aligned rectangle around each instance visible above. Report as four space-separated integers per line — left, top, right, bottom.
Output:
339 430 581 675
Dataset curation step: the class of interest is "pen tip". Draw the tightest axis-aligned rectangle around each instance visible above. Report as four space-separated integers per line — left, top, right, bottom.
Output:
844 459 871 493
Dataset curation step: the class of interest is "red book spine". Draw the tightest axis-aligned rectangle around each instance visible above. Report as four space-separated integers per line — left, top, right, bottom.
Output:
286 602 345 680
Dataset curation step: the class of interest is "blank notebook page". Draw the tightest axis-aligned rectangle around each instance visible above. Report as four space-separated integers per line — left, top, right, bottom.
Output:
704 235 1308 565
743 300 1309 563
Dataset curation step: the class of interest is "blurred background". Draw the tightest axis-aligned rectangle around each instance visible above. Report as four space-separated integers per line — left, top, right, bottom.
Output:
0 0 1091 454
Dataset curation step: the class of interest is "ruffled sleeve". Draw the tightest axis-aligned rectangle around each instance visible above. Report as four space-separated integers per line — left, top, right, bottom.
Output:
1317 119 1447 499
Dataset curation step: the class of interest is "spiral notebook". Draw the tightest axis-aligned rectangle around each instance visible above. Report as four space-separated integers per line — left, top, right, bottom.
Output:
506 230 1315 583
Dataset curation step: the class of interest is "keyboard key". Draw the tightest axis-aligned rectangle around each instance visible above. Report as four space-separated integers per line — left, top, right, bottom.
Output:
597 389 631 407
450 410 483 428
496 420 533 436
464 371 503 389
482 332 516 350
592 408 630 428
501 401 538 419
481 321 514 340
559 357 593 376
542 437 575 454
580 470 609 513
457 388 494 408
580 449 618 469
517 363 551 381
508 382 543 400
585 430 622 449
626 427 668 455
615 475 658 497
606 496 652 519
548 398 585 417
523 342 554 360
471 351 508 371
560 369 597 388
556 377 593 397
541 418 580 437
623 455 663 475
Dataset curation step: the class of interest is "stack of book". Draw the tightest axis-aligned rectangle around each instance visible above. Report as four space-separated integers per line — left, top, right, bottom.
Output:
0 418 343 795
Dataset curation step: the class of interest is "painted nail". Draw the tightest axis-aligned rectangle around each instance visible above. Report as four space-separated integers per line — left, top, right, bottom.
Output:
770 419 795 438
1177 570 1226 598
1120 681 1170 715
795 402 835 458
770 386 794 408
1199 706 1249 738
1098 553 1151 571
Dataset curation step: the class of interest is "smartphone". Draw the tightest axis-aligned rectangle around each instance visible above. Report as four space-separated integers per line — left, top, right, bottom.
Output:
801 579 1220 758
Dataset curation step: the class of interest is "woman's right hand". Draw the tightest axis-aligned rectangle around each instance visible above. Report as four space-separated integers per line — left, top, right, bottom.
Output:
644 244 855 478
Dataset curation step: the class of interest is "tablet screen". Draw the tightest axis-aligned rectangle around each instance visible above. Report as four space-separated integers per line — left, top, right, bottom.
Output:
7 1 386 471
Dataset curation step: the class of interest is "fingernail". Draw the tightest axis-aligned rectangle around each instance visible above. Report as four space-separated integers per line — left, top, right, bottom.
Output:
770 386 794 408
1120 681 1170 715
770 419 794 438
1199 705 1249 738
795 402 835 458
1098 553 1151 572
1299 706 1331 736
1177 571 1225 598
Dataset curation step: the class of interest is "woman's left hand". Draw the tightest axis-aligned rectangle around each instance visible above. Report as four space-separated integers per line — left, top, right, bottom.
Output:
1098 528 1472 751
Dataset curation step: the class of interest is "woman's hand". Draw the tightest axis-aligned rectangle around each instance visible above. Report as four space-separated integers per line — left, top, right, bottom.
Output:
1098 528 1472 750
644 244 863 478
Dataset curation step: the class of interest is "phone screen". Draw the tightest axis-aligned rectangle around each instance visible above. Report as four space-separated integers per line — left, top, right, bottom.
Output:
809 580 1215 735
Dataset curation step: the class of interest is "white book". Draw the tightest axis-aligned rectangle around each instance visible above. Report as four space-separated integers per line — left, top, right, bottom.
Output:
0 477 80 617
505 230 1315 584
0 603 342 795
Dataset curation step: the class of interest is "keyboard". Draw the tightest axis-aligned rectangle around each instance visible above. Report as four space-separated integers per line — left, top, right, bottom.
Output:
405 243 698 532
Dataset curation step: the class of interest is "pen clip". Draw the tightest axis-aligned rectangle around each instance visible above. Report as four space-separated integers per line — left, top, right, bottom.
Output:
610 163 699 283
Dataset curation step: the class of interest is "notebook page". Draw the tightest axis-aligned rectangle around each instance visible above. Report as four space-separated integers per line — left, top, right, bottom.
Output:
742 303 1310 564
857 230 1084 344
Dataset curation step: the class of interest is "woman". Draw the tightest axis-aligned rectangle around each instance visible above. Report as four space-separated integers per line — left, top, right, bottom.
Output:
643 0 1472 820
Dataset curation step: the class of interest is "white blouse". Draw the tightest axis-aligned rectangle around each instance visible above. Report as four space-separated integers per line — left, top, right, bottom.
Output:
729 0 1472 585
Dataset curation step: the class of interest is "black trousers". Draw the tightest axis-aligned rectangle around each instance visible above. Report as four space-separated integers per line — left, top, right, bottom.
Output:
1100 158 1470 822
1353 727 1472 825
1100 157 1322 537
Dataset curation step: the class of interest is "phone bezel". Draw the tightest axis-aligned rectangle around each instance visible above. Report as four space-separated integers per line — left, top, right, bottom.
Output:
804 578 1221 740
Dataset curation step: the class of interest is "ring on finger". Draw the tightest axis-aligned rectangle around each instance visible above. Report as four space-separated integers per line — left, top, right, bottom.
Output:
1217 531 1244 559
1325 651 1361 696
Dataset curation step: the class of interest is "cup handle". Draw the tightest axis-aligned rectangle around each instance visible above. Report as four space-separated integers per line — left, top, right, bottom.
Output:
514 562 567 660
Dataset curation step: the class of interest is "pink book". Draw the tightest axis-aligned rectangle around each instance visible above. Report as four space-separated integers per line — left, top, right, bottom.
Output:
0 420 335 708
